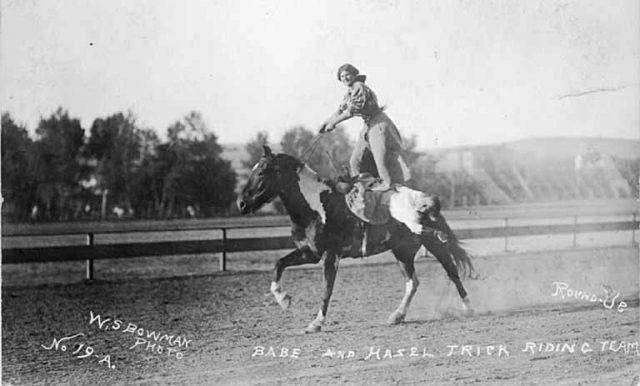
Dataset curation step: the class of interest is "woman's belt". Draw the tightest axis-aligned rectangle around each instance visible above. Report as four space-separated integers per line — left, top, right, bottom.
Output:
362 107 384 127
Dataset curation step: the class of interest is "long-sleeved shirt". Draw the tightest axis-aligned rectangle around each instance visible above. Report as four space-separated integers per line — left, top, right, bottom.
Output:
338 81 382 126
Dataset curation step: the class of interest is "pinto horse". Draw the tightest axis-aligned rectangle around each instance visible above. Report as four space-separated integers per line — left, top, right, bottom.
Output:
237 146 474 333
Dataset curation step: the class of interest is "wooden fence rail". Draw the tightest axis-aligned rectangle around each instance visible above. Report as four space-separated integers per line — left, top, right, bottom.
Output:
2 214 637 280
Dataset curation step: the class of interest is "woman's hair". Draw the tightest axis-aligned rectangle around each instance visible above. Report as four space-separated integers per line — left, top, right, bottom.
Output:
337 63 367 83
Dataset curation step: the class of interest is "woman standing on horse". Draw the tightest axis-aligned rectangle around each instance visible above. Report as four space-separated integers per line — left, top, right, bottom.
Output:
319 64 410 189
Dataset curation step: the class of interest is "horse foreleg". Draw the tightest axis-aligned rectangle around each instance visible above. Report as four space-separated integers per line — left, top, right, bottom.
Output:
305 252 339 333
271 248 320 310
422 237 473 314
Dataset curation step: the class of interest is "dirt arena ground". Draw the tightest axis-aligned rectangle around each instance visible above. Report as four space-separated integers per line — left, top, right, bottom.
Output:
2 245 639 385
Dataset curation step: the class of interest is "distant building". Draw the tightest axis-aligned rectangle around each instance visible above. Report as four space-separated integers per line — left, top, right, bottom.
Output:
432 137 638 203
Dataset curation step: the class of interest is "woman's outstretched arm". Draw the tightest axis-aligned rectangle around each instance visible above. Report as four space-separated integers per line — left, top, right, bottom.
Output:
319 109 353 133
320 82 368 132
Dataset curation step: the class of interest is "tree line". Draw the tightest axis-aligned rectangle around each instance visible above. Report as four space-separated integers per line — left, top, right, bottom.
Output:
2 108 475 223
2 109 236 222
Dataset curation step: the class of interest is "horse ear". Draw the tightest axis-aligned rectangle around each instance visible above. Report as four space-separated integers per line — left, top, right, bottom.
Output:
263 145 273 159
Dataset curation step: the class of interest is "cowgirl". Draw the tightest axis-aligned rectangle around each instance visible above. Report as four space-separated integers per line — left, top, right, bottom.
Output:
319 63 410 189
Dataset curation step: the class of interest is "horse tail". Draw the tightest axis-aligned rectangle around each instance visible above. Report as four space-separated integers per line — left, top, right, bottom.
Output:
448 235 476 280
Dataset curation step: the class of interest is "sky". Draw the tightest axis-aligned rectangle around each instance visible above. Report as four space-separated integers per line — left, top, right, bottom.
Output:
1 0 639 150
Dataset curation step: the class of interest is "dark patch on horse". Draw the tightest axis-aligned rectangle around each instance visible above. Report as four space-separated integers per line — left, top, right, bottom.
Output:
320 189 361 255
275 155 320 232
320 186 417 258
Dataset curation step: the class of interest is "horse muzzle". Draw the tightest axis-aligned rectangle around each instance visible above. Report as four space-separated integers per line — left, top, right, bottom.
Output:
238 197 258 214
237 198 248 214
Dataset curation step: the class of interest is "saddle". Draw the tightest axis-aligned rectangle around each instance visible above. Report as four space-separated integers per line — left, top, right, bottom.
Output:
342 173 396 225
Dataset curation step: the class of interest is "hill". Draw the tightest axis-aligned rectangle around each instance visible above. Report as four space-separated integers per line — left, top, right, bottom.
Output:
221 137 638 208
430 137 639 160
430 137 638 205
503 137 639 160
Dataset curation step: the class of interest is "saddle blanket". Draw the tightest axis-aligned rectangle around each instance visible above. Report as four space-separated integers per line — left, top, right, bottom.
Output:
345 181 439 233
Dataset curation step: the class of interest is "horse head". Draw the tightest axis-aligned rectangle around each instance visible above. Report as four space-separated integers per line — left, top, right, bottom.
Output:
237 145 303 214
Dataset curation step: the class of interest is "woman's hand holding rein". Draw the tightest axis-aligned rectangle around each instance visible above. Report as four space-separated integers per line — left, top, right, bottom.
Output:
318 122 336 134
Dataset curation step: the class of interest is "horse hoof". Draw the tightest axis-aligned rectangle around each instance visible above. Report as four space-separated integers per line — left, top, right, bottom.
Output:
305 324 322 334
278 294 292 311
460 297 474 317
460 304 475 317
388 312 405 325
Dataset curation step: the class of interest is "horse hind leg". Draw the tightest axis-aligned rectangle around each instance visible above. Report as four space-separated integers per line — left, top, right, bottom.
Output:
388 243 421 325
422 237 473 315
388 264 419 325
271 248 320 310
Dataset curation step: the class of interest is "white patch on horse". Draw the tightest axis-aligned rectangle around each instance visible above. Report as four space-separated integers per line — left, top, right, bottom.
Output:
297 165 330 223
313 309 325 324
298 217 322 254
389 187 433 234
270 281 286 303
250 162 260 173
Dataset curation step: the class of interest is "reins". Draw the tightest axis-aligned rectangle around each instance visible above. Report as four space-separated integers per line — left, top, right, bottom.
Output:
300 134 323 164
298 133 345 178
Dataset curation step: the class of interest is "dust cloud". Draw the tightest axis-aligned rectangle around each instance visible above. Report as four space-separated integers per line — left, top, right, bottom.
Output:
409 245 638 320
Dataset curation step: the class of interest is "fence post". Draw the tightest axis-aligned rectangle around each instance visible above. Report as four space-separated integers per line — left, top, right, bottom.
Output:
86 233 94 280
504 218 509 252
572 216 578 248
220 228 227 271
